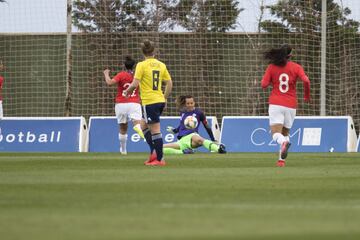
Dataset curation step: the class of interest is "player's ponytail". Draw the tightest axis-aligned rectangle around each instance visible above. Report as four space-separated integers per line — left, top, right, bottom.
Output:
124 56 136 70
176 95 193 110
264 44 292 66
141 39 155 56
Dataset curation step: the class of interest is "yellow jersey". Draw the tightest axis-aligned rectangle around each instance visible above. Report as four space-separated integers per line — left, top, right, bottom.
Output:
134 57 171 105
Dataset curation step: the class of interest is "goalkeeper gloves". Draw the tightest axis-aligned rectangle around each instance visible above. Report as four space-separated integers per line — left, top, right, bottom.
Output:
166 126 176 133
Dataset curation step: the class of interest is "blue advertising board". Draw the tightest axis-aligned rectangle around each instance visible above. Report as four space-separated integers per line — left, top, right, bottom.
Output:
357 135 360 152
88 116 218 152
220 116 357 153
0 117 86 152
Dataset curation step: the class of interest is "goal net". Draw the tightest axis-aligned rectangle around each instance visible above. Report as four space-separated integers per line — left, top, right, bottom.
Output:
0 0 359 132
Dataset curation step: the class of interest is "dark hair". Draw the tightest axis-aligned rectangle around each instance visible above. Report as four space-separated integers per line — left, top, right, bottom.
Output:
176 95 194 110
124 56 136 70
264 44 292 66
141 39 155 56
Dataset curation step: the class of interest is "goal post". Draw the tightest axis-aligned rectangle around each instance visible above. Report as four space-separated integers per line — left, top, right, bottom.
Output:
0 0 359 134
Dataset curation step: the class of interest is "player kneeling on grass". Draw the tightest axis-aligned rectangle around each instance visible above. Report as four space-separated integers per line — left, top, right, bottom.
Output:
164 95 226 155
103 56 144 155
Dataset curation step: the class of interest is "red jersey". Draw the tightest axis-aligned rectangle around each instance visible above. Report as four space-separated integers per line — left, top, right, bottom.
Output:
0 76 4 101
113 70 140 103
261 61 310 109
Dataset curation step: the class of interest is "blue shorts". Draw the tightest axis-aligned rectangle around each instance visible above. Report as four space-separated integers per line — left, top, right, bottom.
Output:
142 103 165 124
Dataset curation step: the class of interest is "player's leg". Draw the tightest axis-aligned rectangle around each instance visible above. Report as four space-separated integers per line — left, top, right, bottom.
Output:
141 105 155 158
279 107 296 161
193 134 226 153
269 104 287 166
119 123 128 155
115 103 128 154
129 103 144 138
163 142 184 154
173 134 195 154
143 103 166 166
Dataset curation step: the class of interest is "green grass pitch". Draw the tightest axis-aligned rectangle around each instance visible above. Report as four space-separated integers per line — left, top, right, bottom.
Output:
1 152 360 240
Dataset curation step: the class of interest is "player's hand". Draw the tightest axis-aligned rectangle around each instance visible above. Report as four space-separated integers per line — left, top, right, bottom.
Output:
166 126 175 133
103 69 110 76
122 90 129 98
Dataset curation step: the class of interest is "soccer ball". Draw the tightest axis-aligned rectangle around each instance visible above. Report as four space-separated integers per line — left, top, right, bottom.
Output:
184 116 198 129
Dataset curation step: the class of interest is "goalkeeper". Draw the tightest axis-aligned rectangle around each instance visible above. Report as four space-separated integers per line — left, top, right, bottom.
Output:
164 95 226 154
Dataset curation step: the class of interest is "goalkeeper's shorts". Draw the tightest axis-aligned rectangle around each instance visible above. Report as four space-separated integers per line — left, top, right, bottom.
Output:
177 133 198 150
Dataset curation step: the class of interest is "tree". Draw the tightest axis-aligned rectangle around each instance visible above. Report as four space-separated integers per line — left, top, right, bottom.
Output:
260 0 358 34
72 0 148 32
259 0 360 131
174 0 242 32
72 0 242 33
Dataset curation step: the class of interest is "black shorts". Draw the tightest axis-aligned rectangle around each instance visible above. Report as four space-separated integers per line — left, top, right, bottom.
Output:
142 102 165 124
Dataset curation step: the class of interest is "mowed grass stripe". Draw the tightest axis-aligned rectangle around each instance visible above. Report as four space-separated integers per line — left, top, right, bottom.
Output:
0 152 359 240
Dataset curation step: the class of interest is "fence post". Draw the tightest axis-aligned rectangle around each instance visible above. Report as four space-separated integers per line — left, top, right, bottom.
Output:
320 0 327 116
65 0 72 116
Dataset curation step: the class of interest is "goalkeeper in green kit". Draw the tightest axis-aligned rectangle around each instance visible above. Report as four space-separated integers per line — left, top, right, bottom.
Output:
163 95 226 154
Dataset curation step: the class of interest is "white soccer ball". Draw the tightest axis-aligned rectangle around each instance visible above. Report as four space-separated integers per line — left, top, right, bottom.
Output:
184 116 198 129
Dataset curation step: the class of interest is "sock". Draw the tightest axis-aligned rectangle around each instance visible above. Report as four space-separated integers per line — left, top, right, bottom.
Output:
284 135 290 142
133 123 144 138
163 148 183 155
203 139 219 152
143 128 154 153
273 132 286 145
152 133 163 161
119 133 128 153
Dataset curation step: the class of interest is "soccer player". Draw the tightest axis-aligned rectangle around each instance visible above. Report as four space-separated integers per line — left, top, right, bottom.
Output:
0 60 4 120
261 44 310 167
103 56 144 155
123 39 173 166
164 95 226 154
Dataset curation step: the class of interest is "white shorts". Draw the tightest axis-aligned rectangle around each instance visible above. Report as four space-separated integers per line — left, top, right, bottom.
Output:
0 100 3 119
268 104 296 129
115 102 142 124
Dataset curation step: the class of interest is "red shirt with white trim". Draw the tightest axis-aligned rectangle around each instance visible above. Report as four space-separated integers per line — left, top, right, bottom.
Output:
113 70 140 104
261 61 310 109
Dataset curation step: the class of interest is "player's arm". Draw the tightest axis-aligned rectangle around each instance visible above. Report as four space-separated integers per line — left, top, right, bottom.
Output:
103 69 118 85
123 78 140 97
162 66 172 100
166 125 179 134
162 67 173 100
163 79 173 100
124 63 142 97
298 66 311 102
200 112 215 141
261 66 272 89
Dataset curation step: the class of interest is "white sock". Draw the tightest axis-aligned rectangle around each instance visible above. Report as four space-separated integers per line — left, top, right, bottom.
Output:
284 135 290 142
272 132 285 145
119 133 128 153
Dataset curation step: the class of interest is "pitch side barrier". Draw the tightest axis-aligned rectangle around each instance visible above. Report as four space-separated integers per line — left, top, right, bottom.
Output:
88 116 220 152
220 116 358 153
357 135 360 152
0 117 87 152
